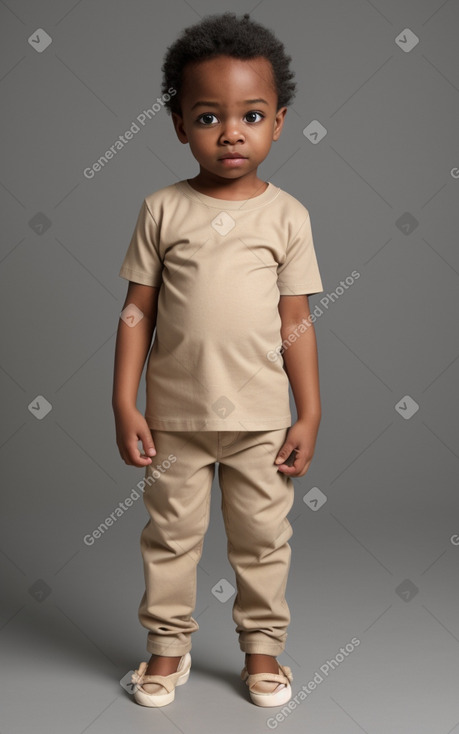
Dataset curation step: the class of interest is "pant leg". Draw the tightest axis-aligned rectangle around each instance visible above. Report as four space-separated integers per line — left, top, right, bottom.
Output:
138 429 215 656
218 428 295 656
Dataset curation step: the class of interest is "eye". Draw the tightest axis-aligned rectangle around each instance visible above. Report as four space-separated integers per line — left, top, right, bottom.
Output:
244 111 264 123
197 113 218 125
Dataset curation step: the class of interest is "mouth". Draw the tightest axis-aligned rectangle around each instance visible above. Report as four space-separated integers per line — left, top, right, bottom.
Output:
218 153 247 160
218 153 248 167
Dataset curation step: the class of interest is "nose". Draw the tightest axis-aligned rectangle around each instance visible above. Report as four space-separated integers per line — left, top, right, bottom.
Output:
219 120 245 145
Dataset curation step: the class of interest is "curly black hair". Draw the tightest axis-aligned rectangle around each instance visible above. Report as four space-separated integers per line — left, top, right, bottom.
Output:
161 12 297 116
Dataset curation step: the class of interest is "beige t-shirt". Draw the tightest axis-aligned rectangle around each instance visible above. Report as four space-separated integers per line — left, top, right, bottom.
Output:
118 179 323 430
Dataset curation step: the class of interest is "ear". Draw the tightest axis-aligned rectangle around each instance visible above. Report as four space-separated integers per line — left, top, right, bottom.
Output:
172 112 189 144
273 107 288 141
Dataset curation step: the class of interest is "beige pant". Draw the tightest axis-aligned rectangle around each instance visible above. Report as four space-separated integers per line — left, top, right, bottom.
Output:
138 429 295 656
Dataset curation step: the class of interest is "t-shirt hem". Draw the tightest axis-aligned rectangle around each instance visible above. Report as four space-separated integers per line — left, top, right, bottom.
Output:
145 414 292 431
119 266 162 287
278 282 323 295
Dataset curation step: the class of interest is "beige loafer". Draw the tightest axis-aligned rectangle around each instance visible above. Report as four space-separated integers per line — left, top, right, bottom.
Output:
241 662 293 707
131 652 191 707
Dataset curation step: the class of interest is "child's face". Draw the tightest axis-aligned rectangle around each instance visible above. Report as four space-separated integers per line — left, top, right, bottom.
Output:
172 55 287 184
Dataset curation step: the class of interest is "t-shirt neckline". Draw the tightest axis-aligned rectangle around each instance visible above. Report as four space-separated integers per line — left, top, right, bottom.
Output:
178 179 279 210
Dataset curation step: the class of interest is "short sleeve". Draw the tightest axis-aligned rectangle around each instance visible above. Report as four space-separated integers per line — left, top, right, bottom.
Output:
118 199 163 287
277 210 323 296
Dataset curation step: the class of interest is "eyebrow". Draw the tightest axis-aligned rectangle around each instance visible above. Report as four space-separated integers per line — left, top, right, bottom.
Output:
191 98 269 110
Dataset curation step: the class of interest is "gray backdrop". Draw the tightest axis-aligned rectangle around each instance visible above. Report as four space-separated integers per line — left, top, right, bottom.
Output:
1 0 458 732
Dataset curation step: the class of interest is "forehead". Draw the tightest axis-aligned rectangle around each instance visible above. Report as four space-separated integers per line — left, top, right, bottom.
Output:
181 55 276 104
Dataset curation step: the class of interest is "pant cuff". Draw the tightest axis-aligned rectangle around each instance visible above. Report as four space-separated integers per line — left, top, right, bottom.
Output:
239 640 286 655
146 639 192 657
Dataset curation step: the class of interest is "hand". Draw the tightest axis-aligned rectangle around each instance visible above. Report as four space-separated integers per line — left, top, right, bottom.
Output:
274 417 320 477
113 406 157 467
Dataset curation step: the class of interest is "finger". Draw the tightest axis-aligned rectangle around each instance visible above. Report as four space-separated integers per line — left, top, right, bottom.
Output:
276 449 303 475
275 448 298 466
276 461 299 474
139 430 156 458
275 446 292 465
127 452 152 467
132 439 152 464
284 449 298 467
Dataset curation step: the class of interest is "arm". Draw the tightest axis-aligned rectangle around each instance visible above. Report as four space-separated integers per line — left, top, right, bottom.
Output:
274 294 321 476
112 281 160 466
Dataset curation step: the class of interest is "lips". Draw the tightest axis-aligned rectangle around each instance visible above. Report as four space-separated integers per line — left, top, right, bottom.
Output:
219 153 247 159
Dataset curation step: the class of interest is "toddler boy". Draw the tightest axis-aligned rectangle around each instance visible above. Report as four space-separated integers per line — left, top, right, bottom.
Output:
113 11 323 708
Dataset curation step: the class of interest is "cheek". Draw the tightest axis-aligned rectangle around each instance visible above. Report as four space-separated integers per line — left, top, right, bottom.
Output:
186 136 206 157
252 129 273 147
188 131 213 152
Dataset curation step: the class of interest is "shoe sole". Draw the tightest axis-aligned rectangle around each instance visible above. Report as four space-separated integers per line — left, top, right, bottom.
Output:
248 682 292 707
134 659 191 707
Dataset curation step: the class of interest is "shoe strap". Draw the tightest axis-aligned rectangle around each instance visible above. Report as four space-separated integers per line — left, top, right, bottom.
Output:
241 664 293 686
131 661 185 694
